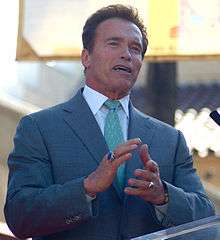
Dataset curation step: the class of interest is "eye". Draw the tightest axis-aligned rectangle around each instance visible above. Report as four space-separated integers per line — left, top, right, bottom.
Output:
108 41 119 47
131 45 142 54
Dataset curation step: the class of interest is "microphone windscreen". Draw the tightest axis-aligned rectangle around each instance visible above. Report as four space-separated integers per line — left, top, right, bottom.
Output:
210 110 220 126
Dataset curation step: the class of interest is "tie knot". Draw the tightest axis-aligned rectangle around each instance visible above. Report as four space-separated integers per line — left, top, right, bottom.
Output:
104 99 121 111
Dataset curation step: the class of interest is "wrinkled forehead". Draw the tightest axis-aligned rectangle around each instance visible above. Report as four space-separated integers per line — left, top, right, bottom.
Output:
94 17 143 44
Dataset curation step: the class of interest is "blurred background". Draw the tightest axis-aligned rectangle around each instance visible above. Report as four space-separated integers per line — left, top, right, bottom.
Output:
1 0 220 238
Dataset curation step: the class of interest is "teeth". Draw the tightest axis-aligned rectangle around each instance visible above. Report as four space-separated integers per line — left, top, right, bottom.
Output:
113 66 131 73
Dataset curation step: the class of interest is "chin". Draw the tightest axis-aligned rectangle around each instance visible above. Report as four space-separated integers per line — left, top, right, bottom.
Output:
109 78 135 92
121 80 135 90
114 85 132 96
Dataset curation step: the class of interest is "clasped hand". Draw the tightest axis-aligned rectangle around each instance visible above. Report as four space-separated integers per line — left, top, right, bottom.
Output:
84 138 166 205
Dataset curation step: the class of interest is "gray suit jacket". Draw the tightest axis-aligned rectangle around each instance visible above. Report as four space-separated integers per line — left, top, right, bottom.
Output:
4 89 215 240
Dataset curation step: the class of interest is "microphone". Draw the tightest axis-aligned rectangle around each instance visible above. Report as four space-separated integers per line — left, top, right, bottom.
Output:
209 110 220 126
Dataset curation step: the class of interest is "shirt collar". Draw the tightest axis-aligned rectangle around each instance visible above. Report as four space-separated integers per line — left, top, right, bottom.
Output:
83 85 130 117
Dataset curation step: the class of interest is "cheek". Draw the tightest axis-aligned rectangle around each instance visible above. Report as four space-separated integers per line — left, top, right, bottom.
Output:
95 52 111 68
134 61 142 74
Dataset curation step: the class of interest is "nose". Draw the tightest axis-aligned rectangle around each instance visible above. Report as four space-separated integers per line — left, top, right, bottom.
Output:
120 47 132 62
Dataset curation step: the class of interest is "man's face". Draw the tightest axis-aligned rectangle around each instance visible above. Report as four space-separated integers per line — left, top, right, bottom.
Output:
82 18 144 99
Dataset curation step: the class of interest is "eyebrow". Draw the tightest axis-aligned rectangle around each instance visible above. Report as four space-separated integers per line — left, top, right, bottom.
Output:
105 37 122 42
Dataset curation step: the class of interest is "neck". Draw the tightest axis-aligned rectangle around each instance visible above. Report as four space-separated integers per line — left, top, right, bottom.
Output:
85 82 130 100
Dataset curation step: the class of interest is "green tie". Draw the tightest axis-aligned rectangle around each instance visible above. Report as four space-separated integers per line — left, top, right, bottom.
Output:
104 99 125 194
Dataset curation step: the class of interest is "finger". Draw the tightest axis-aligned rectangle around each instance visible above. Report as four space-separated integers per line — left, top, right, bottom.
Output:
139 145 159 173
114 144 138 158
145 159 159 174
125 138 142 146
134 169 156 181
139 144 150 167
116 138 142 150
128 178 149 189
113 153 132 168
124 186 145 196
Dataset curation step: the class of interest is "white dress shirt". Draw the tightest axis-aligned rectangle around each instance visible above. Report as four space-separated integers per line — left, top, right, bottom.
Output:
83 85 129 141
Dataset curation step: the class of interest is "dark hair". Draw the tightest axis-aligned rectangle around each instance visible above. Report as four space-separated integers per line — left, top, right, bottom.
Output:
82 4 148 59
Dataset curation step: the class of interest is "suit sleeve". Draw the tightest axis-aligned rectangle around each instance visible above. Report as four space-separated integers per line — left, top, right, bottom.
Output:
162 130 215 226
4 115 97 239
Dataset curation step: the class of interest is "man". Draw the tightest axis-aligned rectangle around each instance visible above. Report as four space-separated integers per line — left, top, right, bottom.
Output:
4 4 214 240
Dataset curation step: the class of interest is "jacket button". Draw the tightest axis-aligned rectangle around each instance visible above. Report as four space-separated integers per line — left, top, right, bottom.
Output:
74 216 80 221
65 219 71 224
65 215 81 224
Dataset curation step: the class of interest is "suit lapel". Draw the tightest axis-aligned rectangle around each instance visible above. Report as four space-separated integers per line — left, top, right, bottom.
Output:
62 89 108 165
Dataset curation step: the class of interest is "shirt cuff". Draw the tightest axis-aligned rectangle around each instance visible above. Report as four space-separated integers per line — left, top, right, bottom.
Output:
85 193 96 202
154 203 168 222
85 193 96 214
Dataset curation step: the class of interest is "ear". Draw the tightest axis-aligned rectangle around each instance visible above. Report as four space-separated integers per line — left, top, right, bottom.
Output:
81 49 91 69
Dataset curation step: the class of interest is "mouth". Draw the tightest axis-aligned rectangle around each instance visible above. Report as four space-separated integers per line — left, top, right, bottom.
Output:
112 65 132 74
